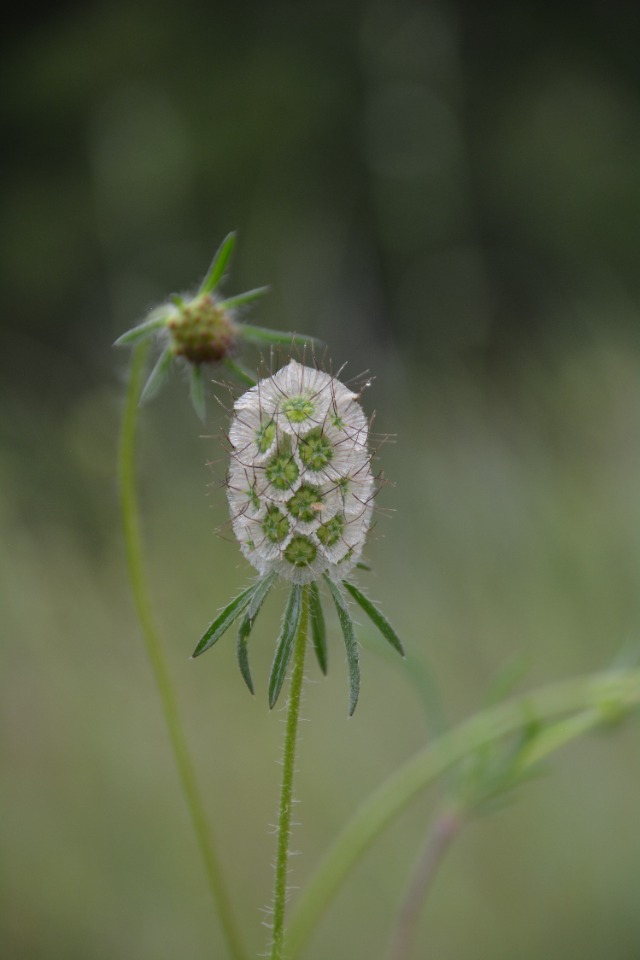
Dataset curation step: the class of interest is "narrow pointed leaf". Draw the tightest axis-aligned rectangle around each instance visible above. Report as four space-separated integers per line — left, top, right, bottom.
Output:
309 581 328 675
192 582 259 658
239 323 322 349
224 358 257 388
170 293 186 308
325 576 360 715
236 635 254 694
236 572 277 694
190 365 206 422
355 561 371 572
268 584 304 709
198 232 236 295
219 287 270 311
342 581 404 657
140 345 174 403
114 313 168 347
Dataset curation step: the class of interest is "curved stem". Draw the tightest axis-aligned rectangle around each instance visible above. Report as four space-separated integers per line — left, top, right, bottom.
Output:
119 343 247 960
387 707 602 960
285 668 640 956
387 805 462 960
388 705 605 960
270 585 310 960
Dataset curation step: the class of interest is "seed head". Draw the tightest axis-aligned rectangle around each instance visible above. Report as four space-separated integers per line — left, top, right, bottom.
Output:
227 360 374 584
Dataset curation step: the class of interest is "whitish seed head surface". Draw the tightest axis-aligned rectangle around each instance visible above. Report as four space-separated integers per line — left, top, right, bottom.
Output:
227 360 374 584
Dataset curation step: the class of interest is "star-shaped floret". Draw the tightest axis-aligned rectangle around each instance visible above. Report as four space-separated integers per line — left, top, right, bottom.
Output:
114 233 319 420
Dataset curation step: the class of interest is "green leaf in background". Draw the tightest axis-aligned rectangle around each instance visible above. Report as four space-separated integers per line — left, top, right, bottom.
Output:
198 232 236 295
240 323 322 349
223 358 257 388
236 572 278 694
309 581 328 675
325 576 360 716
189 365 206 422
342 581 404 657
114 310 169 347
140 345 174 403
456 713 545 818
192 582 259 658
219 287 270 311
269 584 304 709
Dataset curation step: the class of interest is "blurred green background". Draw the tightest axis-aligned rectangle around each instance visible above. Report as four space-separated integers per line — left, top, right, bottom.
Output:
2 1 640 957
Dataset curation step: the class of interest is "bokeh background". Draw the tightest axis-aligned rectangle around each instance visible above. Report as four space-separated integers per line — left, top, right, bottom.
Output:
2 1 640 957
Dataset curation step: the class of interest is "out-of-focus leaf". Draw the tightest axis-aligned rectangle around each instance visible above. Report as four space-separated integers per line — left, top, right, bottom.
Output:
223 358 257 388
190 365 206 422
219 287 270 311
198 232 236 295
140 346 173 403
114 311 168 347
240 323 322 349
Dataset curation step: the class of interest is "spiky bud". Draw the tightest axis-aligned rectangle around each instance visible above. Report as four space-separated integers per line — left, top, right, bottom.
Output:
167 294 239 364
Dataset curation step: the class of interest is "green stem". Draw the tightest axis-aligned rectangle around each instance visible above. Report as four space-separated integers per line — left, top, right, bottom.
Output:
118 343 247 960
285 668 640 956
270 585 310 960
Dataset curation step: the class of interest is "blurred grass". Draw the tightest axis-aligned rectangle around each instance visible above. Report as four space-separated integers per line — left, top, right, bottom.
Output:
3 331 640 959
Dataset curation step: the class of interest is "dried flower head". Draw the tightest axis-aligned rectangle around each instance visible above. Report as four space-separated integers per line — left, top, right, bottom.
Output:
193 359 403 714
226 360 374 585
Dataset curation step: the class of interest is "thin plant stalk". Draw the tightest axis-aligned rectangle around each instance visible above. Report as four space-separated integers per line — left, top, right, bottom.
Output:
270 585 310 960
386 806 463 960
385 709 606 960
119 343 247 960
387 706 612 960
285 668 640 955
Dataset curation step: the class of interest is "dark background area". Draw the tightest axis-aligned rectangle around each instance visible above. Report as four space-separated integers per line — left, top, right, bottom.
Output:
2 3 640 958
5 1 640 382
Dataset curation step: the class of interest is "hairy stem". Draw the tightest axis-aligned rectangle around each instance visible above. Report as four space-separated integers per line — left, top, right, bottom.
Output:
119 343 247 960
387 806 462 960
270 585 310 960
285 668 640 955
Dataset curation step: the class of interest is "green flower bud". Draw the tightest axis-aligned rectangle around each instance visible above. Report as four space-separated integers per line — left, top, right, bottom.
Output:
167 294 239 364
